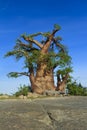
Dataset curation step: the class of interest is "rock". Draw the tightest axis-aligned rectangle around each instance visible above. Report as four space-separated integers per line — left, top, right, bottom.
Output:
43 90 60 96
0 96 87 130
23 96 27 99
19 95 28 99
19 95 24 99
27 92 41 98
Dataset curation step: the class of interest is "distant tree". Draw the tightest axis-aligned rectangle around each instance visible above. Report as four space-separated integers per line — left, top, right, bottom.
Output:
5 24 72 94
67 81 87 96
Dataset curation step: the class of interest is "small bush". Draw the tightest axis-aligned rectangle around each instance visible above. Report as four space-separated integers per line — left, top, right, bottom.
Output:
67 82 87 96
14 84 31 97
0 94 3 96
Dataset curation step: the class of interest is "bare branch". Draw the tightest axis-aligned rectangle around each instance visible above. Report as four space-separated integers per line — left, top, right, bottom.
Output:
16 72 29 76
52 29 58 35
23 37 43 49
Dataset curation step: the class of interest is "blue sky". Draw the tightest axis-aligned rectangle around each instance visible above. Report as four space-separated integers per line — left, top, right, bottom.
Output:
0 0 87 94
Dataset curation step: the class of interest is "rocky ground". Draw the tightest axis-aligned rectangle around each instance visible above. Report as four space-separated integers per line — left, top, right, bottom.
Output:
0 96 87 130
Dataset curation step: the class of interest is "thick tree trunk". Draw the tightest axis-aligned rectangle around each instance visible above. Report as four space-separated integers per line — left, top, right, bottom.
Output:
56 74 69 92
56 81 66 92
30 63 55 94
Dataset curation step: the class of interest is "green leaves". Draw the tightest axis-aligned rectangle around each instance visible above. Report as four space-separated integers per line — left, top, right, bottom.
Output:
54 24 61 30
21 33 26 40
56 36 62 41
5 24 73 84
4 51 15 57
14 84 31 97
57 67 73 75
7 72 29 78
7 72 19 78
67 81 87 96
28 32 43 37
42 32 51 37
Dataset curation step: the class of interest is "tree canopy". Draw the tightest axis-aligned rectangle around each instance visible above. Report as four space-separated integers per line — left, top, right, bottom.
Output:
5 24 72 94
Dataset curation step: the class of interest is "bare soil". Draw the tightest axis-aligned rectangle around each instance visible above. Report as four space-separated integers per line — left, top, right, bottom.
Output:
0 96 87 130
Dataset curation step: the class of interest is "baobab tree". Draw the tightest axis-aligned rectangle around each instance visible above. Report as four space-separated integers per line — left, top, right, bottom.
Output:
5 24 72 94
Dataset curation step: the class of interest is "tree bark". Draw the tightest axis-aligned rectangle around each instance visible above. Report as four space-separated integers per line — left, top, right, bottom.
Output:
31 63 55 94
56 74 69 92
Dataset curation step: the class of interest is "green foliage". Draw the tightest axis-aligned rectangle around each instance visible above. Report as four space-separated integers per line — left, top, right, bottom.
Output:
7 72 19 78
5 24 72 84
57 67 73 76
55 36 62 41
7 72 29 78
14 84 31 97
21 32 43 39
42 32 51 37
0 93 3 96
57 52 72 66
67 81 87 96
54 24 61 30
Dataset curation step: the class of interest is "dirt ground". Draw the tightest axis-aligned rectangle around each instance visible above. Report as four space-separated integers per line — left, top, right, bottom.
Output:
0 96 87 130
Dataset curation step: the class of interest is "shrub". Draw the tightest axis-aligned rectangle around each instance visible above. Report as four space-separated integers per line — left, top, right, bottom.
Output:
67 81 87 96
0 93 3 96
14 84 31 97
